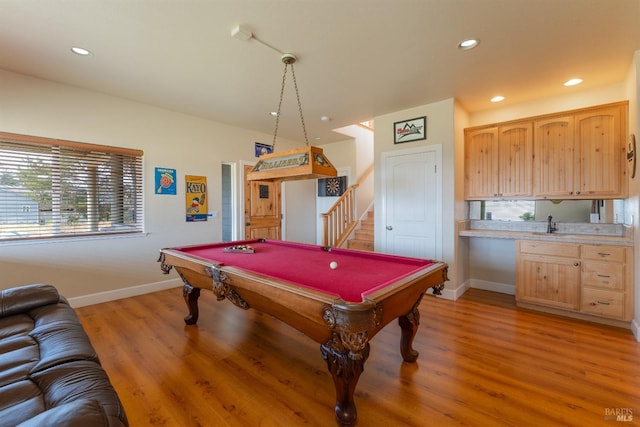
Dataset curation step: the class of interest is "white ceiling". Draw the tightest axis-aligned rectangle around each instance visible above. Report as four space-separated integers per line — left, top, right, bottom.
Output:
1 0 639 144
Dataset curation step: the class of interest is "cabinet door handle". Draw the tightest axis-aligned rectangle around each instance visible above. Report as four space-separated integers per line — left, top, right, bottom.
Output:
590 301 611 306
597 274 611 278
597 252 611 257
573 262 580 267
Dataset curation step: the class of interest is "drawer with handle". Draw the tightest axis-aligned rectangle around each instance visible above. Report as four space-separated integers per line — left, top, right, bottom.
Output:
581 261 624 290
581 245 626 262
581 288 624 319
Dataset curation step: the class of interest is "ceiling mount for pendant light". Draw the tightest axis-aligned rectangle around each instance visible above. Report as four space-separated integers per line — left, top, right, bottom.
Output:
247 52 337 182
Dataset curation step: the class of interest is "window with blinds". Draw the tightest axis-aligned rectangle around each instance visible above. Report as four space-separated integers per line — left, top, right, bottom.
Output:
0 132 144 242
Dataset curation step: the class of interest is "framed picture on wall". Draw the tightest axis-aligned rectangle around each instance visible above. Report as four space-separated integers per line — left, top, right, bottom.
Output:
394 116 426 144
255 142 273 157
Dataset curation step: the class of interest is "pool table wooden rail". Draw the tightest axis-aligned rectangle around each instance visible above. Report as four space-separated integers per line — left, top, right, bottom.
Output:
158 247 448 425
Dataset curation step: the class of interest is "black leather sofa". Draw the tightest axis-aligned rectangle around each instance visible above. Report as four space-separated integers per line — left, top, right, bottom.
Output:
0 283 128 426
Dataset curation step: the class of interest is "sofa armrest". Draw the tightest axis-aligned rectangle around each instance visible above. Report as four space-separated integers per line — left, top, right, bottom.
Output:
1 284 62 318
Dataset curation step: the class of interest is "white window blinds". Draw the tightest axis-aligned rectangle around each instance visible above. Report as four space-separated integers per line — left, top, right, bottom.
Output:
0 132 144 241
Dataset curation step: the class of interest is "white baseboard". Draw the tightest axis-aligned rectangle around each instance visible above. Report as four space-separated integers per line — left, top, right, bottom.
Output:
426 280 470 301
632 319 640 342
67 278 183 308
426 279 514 301
469 279 515 295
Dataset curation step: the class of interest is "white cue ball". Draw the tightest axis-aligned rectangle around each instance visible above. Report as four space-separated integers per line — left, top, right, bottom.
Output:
330 261 338 269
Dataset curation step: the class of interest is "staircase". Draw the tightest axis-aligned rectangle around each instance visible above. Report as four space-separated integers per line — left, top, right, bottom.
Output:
347 210 374 251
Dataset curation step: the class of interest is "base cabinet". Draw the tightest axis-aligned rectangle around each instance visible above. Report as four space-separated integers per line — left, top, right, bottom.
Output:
516 241 580 310
516 240 633 323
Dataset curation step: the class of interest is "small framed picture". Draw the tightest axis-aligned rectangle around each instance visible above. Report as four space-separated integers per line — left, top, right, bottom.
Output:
394 116 426 144
255 142 273 157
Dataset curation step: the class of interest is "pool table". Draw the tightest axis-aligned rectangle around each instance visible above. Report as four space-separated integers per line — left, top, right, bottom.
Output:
158 239 447 425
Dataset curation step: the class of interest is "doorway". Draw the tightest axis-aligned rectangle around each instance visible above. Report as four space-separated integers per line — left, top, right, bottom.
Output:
381 145 442 259
221 162 236 242
243 165 282 240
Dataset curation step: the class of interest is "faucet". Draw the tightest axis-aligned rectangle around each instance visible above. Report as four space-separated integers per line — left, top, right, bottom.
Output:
547 215 557 233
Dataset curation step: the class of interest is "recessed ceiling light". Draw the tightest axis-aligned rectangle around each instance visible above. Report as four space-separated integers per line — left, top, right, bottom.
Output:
270 111 278 116
564 78 583 87
491 96 505 103
458 39 479 50
71 47 92 56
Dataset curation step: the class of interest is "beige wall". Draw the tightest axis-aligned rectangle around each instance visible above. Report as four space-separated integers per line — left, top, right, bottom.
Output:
2 49 638 320
373 99 461 290
0 69 308 300
324 125 375 220
624 51 639 335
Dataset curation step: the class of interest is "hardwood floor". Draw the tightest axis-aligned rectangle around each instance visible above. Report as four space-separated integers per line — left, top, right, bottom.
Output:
76 288 640 426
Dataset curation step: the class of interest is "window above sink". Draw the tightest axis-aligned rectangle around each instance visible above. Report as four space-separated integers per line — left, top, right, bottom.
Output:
469 199 626 224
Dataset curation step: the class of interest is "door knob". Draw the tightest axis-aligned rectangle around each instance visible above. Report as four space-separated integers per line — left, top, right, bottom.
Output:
386 226 393 230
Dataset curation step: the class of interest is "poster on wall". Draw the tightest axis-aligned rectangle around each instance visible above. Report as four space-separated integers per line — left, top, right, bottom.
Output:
185 175 208 222
154 167 177 195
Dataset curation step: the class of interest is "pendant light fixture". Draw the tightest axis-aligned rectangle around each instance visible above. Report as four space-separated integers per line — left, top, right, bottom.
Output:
247 53 337 182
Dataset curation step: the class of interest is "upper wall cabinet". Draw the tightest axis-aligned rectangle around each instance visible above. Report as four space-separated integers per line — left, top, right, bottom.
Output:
533 115 574 198
464 121 533 199
534 104 628 199
465 102 628 201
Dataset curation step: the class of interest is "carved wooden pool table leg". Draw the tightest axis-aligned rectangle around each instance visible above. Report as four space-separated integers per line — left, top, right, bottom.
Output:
398 293 424 362
182 284 201 325
321 333 370 425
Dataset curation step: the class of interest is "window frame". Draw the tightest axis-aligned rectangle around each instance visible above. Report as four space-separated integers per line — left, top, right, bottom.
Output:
0 132 144 243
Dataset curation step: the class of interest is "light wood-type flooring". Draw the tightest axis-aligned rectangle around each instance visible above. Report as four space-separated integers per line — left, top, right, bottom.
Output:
76 288 640 426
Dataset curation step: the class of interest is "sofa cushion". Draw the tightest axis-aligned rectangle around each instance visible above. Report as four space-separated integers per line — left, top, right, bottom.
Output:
0 360 127 426
0 334 38 387
30 304 99 372
0 301 99 388
0 379 45 424
0 284 128 426
16 398 125 427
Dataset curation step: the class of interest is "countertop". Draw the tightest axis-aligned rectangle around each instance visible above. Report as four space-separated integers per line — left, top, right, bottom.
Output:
458 228 633 246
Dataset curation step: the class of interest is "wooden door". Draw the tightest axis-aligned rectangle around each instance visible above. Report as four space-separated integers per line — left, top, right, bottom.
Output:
244 165 281 240
498 122 533 198
575 105 626 198
464 127 499 199
533 116 575 197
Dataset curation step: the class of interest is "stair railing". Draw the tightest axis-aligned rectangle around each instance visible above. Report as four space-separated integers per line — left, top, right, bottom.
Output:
322 165 373 248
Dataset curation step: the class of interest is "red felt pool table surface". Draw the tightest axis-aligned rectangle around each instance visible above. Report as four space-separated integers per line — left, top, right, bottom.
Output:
173 239 436 303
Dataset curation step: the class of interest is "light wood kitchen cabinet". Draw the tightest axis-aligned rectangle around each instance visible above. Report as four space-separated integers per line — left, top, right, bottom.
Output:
464 121 532 199
465 101 628 200
574 106 627 198
516 241 580 310
533 103 627 198
516 240 634 323
580 244 633 321
533 115 574 197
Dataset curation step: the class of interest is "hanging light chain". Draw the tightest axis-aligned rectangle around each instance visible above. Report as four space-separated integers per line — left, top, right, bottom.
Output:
271 54 309 150
271 62 288 149
290 63 309 146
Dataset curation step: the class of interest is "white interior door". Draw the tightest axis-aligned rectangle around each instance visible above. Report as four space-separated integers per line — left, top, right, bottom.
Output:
382 145 441 259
